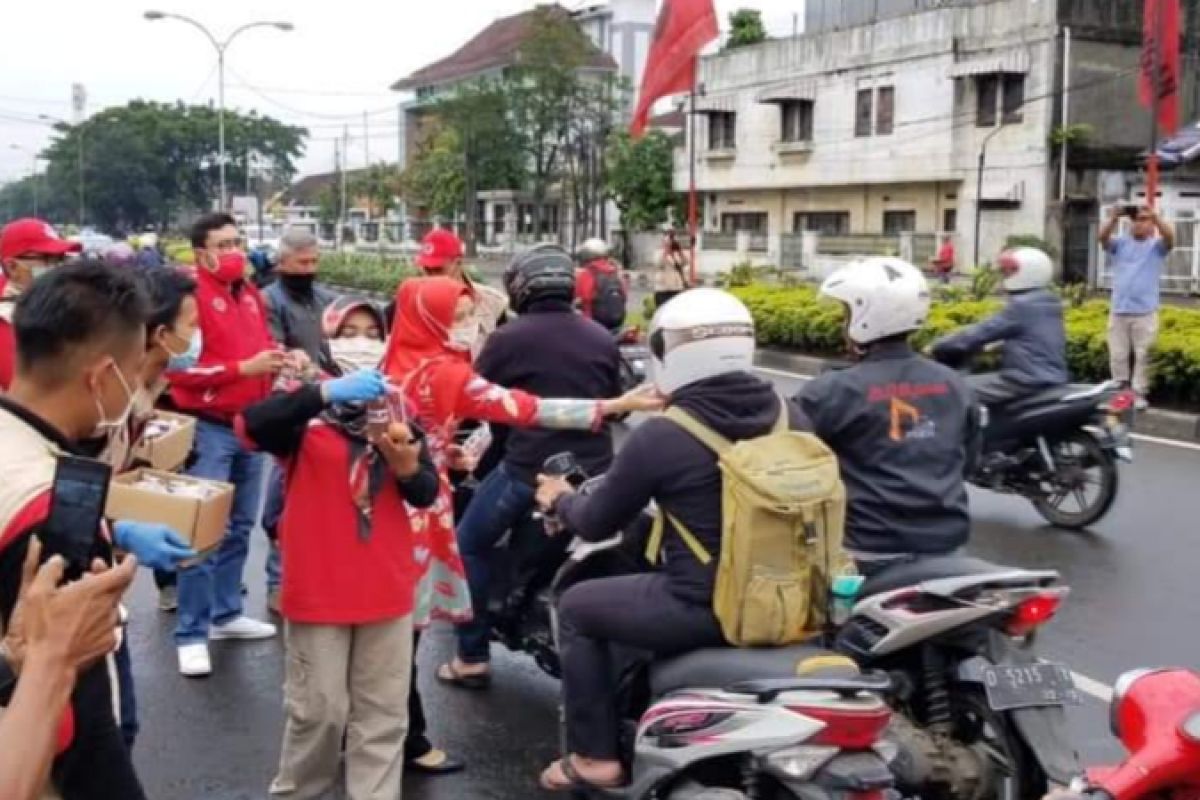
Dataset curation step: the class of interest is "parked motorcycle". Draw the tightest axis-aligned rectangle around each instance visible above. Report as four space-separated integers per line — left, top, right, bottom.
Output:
834 556 1080 800
1072 667 1200 800
498 453 898 799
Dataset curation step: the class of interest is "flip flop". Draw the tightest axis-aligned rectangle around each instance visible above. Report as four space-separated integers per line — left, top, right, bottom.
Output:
435 661 492 690
539 756 625 793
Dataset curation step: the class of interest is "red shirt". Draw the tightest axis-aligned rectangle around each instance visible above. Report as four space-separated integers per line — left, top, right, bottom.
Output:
168 270 275 421
575 259 625 319
274 424 417 624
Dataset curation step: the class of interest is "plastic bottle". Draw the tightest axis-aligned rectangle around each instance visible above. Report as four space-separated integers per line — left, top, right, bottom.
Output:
830 574 865 626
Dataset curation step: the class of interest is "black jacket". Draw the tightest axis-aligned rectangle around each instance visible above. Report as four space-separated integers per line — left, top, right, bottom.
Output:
263 280 338 373
555 372 811 605
475 301 621 485
797 342 978 556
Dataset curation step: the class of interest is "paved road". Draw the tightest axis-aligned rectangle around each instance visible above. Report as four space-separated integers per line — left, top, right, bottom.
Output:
128 364 1197 798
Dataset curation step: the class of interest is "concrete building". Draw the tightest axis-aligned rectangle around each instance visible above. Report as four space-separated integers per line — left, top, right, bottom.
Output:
680 0 1200 282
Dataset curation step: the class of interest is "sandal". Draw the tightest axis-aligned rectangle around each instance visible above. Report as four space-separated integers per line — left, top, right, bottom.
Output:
435 661 492 690
539 756 624 793
407 747 466 775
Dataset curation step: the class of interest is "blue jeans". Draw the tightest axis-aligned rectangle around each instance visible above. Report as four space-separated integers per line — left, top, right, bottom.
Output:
114 634 138 748
454 463 535 664
262 462 285 591
175 420 266 645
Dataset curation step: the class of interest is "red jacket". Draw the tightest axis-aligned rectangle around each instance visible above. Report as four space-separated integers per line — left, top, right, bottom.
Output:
575 259 626 319
169 269 275 421
0 317 13 392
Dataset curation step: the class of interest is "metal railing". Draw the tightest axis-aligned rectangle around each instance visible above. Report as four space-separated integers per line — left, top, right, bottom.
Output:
817 234 901 257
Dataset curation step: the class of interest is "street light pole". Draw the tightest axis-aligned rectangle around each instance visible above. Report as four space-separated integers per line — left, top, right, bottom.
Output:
973 121 1007 268
143 11 293 211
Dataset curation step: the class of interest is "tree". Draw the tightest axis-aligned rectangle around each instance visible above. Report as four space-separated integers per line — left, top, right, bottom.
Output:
351 163 404 221
605 130 676 232
400 123 467 220
726 9 767 49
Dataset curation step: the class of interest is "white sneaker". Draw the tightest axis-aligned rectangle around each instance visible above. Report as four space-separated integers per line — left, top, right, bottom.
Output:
178 643 212 677
210 615 277 641
1135 395 1149 412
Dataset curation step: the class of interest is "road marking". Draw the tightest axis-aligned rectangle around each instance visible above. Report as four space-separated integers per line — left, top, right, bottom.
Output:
755 365 1200 453
1070 670 1114 703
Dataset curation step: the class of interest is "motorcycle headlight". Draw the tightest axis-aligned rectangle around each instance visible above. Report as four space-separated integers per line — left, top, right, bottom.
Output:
762 744 839 781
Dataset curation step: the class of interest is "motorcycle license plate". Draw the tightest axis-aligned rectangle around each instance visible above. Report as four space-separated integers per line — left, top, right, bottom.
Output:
982 663 1081 711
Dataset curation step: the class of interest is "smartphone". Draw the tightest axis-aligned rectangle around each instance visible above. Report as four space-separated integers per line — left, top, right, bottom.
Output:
41 455 112 581
1124 205 1141 218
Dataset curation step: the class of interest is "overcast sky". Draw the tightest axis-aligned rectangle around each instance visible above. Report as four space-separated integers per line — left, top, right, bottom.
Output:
0 0 806 188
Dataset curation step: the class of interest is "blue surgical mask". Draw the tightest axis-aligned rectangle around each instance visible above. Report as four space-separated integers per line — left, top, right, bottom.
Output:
166 329 202 372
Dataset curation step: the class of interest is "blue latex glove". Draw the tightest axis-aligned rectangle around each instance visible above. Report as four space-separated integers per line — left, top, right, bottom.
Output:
112 521 196 571
324 369 388 405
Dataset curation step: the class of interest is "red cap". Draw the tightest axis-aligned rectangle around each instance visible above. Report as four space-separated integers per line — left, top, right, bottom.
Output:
416 228 464 271
0 218 82 262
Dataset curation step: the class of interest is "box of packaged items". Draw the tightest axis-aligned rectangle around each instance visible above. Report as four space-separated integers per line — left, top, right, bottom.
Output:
106 469 233 560
131 411 196 472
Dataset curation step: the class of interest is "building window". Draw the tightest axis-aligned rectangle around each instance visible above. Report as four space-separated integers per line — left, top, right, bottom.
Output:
976 75 999 127
780 100 814 143
494 204 507 234
883 210 916 235
794 211 850 235
943 208 957 232
708 112 737 150
720 212 768 234
977 74 1025 126
854 89 873 137
876 86 895 135
1001 74 1025 123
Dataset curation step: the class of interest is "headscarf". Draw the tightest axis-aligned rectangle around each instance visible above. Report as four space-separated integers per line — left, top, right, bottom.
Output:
322 297 388 376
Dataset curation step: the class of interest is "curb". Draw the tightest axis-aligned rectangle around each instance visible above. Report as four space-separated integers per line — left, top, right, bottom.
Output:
753 349 1200 444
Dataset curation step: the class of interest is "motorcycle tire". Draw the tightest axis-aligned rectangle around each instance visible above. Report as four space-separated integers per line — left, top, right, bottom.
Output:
953 688 1048 800
1030 431 1119 530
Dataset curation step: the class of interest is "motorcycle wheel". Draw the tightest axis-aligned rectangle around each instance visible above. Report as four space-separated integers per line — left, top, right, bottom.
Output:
1030 431 1119 530
953 689 1048 800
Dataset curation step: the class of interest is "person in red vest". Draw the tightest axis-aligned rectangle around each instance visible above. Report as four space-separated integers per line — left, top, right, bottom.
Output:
574 238 628 332
0 218 81 390
168 212 284 678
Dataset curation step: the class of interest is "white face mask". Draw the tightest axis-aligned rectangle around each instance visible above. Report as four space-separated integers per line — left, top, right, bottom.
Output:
330 336 386 374
447 323 478 353
92 361 136 436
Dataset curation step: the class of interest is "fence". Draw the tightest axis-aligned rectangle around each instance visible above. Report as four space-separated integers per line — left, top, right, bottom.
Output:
817 234 901 257
1094 213 1200 295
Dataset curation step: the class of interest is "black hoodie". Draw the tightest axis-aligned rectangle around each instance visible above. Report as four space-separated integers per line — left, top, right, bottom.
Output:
555 372 811 605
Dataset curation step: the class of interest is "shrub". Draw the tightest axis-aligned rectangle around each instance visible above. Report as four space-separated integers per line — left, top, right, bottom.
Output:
730 285 1200 406
318 252 417 296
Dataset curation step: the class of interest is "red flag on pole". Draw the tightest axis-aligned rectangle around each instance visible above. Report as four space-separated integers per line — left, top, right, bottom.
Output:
1139 0 1181 135
630 0 719 137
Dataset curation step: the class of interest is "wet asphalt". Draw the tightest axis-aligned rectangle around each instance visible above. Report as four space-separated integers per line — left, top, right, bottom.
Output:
127 368 1195 798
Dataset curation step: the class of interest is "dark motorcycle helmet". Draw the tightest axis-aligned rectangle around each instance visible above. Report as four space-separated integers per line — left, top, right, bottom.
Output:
502 243 576 314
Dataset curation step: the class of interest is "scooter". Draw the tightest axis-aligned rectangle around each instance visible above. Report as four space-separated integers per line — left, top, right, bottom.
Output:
834 556 1081 800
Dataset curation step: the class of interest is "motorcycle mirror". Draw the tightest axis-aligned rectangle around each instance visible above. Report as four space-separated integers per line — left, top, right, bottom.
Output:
542 452 578 477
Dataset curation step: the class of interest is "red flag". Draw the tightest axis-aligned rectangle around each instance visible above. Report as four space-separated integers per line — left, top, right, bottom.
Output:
1139 0 1181 135
630 0 719 136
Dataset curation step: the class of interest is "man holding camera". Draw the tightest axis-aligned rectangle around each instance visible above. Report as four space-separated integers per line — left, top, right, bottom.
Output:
1099 205 1174 410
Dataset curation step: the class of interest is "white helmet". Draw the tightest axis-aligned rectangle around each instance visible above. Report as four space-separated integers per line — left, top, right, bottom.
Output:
821 257 931 346
648 288 756 394
576 237 610 262
997 247 1053 291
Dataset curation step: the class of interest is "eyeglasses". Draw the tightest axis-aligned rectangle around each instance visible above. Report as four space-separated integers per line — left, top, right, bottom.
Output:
210 237 244 252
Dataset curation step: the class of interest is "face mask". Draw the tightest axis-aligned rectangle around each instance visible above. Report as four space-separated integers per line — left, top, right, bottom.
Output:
165 329 202 372
281 273 316 294
210 251 247 284
31 265 53 281
330 336 386 375
92 361 136 436
447 323 478 353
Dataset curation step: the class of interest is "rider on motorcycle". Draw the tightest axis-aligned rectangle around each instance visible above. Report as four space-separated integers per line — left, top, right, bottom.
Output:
795 257 979 577
438 244 623 688
533 289 812 791
931 247 1068 409
574 237 628 332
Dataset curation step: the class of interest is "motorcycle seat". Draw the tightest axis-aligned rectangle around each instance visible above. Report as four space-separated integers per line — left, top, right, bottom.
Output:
859 555 1009 598
995 383 1098 416
650 644 858 697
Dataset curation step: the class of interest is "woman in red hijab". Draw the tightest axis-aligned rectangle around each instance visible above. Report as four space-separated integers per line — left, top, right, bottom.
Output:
382 276 658 626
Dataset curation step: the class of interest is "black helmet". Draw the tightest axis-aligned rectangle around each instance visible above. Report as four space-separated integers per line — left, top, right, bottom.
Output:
503 243 576 313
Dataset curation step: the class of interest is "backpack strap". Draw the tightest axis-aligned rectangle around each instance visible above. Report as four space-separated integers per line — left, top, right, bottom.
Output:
663 407 732 454
645 510 713 566
771 393 791 434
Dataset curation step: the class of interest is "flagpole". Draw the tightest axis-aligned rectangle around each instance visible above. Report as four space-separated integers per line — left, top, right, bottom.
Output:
1147 0 1162 210
688 83 698 286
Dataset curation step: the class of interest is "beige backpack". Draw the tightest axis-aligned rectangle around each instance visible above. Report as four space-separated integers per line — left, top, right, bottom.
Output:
646 401 847 646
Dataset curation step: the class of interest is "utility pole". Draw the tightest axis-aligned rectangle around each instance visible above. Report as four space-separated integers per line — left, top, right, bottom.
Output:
341 125 350 245
362 110 370 168
334 136 343 249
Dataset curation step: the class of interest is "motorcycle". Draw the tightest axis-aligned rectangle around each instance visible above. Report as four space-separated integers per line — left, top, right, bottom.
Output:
834 556 1081 800
496 453 898 799
1071 667 1200 800
932 349 1135 529
617 325 650 394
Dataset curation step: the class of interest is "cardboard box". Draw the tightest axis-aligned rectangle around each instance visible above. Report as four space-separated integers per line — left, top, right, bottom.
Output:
131 411 196 472
106 469 233 560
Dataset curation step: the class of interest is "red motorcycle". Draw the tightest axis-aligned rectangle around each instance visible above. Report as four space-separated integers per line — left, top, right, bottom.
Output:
1076 668 1200 800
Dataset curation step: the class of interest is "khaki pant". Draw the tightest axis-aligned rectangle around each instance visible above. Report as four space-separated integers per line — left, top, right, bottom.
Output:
1108 312 1159 395
270 616 414 800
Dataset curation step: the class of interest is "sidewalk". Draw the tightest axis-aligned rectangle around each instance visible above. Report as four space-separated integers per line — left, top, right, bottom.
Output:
754 349 1200 444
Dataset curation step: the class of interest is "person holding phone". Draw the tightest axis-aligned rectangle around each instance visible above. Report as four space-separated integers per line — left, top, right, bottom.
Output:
1099 204 1175 410
0 260 166 799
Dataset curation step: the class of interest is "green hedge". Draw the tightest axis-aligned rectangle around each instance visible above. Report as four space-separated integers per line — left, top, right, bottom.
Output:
730 284 1200 405
318 253 417 295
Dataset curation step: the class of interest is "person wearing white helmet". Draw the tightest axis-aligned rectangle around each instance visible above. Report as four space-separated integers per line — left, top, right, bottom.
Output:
797 257 978 575
574 237 628 331
532 288 812 791
931 247 1068 408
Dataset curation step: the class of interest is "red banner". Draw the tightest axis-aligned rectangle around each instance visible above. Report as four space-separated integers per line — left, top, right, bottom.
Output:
630 0 719 136
1139 0 1181 135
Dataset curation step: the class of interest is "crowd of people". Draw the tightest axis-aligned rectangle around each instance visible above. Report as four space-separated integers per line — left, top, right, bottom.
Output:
0 198 1172 799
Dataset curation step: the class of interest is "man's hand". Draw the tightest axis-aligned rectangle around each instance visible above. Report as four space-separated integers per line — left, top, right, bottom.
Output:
445 444 478 474
1107 205 1122 221
535 474 574 512
3 539 136 675
240 349 287 377
374 422 422 478
112 521 196 571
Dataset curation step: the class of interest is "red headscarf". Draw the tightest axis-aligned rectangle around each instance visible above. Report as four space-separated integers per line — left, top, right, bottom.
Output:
382 276 474 424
